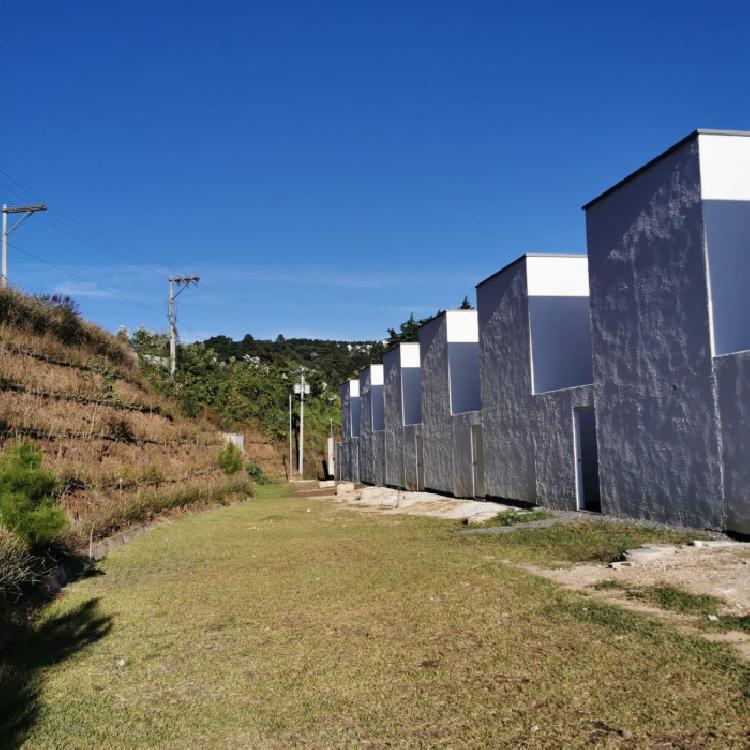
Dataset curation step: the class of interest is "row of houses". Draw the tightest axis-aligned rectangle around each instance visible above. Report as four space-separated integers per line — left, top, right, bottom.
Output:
336 129 750 536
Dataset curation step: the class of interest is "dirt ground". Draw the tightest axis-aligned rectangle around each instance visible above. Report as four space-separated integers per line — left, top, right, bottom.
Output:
304 481 750 658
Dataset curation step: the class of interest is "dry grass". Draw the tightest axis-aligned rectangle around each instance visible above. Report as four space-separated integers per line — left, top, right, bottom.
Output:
4 485 747 748
0 527 38 600
0 290 273 553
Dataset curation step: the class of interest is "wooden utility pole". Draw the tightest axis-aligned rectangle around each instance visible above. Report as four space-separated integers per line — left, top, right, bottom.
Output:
168 275 200 377
1 203 47 288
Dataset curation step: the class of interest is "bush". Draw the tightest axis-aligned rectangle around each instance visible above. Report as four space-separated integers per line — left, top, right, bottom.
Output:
246 462 268 484
0 525 38 600
0 443 68 546
218 442 243 475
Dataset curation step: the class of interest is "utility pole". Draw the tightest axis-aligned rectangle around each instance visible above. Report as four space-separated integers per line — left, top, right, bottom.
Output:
299 369 306 477
168 275 200 378
293 367 309 477
288 392 293 480
2 203 47 289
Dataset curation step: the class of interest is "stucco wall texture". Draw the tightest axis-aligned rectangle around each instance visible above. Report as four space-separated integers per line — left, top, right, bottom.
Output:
477 260 537 502
418 311 483 498
336 130 748 535
715 352 750 534
337 381 359 481
383 346 405 488
585 136 725 530
358 366 385 486
532 385 593 510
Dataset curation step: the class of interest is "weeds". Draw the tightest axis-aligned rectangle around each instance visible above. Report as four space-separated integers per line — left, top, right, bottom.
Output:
218 442 243 475
635 585 724 616
0 526 39 600
472 520 707 565
471 508 552 528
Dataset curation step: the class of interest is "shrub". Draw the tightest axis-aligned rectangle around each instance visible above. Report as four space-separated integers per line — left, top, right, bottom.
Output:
0 443 68 546
0 525 38 600
246 462 268 484
218 442 243 475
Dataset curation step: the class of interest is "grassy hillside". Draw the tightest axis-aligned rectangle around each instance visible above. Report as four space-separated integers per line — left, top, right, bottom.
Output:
0 289 256 558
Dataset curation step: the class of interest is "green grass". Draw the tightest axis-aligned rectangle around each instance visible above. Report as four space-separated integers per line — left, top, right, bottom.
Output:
466 519 706 565
469 507 552 529
1 485 747 747
634 585 723 616
590 580 750 633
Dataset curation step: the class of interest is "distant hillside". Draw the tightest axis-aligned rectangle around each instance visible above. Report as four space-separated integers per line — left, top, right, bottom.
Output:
202 334 386 388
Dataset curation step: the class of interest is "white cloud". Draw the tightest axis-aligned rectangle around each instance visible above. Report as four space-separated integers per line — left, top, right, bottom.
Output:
52 282 116 299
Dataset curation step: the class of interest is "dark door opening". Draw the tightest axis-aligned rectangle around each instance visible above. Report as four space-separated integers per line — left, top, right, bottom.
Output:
575 407 601 513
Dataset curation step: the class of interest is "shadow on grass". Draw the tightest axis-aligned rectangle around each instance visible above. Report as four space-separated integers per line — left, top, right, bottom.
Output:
0 598 112 748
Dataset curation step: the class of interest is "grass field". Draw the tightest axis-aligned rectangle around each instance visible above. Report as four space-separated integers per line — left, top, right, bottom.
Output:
2 484 748 748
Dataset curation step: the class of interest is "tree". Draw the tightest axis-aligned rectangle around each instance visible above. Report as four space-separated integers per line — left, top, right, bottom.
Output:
459 295 473 309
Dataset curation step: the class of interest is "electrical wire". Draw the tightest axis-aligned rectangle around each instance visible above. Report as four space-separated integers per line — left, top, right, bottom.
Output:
0 166 180 279
7 240 164 315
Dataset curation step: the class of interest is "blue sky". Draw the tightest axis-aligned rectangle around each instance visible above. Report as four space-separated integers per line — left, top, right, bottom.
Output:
2 1 749 341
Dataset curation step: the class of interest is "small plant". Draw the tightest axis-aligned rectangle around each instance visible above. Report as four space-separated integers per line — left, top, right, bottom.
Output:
142 464 164 487
0 442 67 546
591 579 623 591
632 584 723 616
218 442 243 475
0 525 39 600
245 462 268 484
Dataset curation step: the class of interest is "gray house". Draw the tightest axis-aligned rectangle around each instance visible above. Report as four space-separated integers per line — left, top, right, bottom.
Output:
419 310 484 498
477 254 596 509
383 342 423 490
584 129 750 534
337 379 360 483
358 365 386 486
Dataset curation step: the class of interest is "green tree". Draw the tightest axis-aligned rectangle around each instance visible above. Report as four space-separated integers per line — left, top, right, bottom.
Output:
0 443 67 546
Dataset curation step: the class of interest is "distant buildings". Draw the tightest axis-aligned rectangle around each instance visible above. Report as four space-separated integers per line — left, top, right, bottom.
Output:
337 130 750 536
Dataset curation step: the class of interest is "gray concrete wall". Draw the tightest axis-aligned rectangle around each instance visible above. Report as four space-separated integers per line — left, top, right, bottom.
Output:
532 385 593 510
403 424 423 490
477 260 537 502
585 137 725 529
358 369 373 484
419 312 483 498
338 384 351 481
419 315 454 494
383 347 405 488
714 352 750 535
358 366 385 485
452 410 482 498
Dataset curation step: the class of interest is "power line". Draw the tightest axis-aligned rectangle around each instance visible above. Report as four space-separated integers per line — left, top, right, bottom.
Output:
7 240 164 315
0 166 180 279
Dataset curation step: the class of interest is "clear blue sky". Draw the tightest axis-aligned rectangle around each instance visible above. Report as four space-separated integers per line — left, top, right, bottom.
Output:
3 1 749 342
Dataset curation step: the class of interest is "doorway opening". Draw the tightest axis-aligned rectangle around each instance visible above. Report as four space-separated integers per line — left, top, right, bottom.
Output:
574 407 601 512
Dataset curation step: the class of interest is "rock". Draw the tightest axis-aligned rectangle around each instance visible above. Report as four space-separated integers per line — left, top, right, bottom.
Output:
707 615 719 622
115 658 127 669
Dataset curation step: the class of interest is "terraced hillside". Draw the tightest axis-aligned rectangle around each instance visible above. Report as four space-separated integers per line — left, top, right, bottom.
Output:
0 289 262 548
